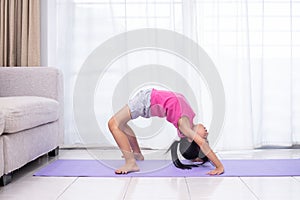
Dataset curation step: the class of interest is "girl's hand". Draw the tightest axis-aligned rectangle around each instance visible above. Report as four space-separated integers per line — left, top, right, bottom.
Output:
206 167 224 175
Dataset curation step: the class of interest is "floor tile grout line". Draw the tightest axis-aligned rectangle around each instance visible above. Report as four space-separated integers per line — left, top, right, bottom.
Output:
184 177 192 200
239 177 260 200
56 177 79 200
122 177 133 200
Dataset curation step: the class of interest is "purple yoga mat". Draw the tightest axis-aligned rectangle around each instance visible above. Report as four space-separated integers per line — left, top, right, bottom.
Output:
34 159 300 177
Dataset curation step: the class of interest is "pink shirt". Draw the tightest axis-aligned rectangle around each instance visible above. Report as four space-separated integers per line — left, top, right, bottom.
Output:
150 89 195 138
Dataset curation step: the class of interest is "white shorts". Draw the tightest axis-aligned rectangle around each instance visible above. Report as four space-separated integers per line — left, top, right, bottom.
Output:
128 89 152 119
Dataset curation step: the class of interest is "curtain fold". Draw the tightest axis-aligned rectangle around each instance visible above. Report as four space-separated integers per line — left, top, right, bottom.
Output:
0 0 40 66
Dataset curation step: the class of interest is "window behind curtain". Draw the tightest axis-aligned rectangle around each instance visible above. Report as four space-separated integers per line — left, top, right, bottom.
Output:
54 0 300 149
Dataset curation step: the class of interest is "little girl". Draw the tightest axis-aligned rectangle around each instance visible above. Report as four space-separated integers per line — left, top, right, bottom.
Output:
108 88 224 175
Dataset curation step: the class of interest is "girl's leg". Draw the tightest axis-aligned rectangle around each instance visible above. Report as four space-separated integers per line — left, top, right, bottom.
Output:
108 105 139 174
122 124 144 160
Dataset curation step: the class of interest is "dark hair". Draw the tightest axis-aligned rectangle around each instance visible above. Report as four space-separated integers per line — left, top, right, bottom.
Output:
167 138 209 169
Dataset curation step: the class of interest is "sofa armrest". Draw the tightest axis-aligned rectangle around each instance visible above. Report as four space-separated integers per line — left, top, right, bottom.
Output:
0 67 62 101
0 66 64 144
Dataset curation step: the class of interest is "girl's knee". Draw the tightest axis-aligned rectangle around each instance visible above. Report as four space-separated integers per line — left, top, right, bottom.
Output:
108 117 118 132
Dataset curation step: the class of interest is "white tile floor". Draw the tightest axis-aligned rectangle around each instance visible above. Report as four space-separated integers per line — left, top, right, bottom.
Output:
0 148 300 200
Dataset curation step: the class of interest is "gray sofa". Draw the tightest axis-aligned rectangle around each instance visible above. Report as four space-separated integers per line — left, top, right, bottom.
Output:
0 67 64 186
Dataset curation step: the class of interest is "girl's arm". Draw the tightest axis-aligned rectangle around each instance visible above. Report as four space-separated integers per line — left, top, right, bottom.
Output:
178 117 224 175
193 134 224 175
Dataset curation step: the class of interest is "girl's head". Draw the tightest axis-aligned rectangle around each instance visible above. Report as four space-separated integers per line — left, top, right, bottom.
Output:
167 137 209 169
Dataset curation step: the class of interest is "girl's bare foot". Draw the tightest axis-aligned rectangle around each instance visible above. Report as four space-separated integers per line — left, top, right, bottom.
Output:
133 152 144 161
115 162 140 174
122 152 144 161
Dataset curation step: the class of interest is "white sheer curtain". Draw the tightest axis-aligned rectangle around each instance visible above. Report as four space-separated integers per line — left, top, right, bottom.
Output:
52 0 300 150
199 0 300 150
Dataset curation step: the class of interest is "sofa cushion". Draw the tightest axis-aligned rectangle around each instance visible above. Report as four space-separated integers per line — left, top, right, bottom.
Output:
0 96 59 133
0 111 4 135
